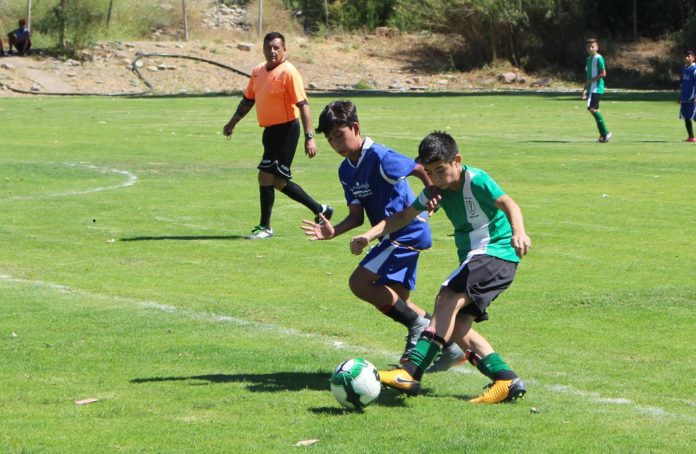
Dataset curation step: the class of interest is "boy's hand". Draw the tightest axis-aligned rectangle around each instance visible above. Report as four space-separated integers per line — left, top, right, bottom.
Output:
350 235 369 255
301 215 334 240
425 185 442 213
581 89 587 100
511 232 532 258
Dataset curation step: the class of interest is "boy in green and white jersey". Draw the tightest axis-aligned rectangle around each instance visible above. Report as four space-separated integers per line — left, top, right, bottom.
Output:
351 131 531 404
582 38 612 143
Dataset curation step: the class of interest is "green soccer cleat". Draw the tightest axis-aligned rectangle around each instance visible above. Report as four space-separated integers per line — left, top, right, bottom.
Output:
378 368 421 396
469 378 526 404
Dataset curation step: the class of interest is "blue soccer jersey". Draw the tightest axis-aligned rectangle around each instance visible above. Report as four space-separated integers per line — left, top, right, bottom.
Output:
338 138 431 250
680 64 696 102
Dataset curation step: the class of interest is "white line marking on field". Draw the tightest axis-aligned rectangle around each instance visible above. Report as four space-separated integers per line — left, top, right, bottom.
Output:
547 384 683 420
3 163 137 201
0 273 384 358
1 273 693 422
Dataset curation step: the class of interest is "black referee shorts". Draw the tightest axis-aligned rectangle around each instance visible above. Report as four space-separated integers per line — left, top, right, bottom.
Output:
258 119 300 179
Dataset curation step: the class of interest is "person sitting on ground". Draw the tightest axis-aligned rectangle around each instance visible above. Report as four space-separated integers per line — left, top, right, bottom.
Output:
7 19 31 55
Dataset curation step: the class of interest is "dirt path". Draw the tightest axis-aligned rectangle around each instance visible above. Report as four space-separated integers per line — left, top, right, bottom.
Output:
5 55 74 93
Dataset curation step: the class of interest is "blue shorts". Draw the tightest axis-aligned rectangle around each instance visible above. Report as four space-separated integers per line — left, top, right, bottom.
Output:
680 102 696 120
359 238 421 290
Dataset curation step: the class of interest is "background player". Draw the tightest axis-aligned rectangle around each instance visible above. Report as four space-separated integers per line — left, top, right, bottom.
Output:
679 50 696 142
582 38 612 143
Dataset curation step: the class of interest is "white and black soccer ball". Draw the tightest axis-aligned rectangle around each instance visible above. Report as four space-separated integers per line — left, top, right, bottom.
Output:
330 358 381 410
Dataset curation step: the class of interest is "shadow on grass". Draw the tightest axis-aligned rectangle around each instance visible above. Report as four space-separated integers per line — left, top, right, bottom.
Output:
120 235 245 241
131 372 331 392
130 372 420 409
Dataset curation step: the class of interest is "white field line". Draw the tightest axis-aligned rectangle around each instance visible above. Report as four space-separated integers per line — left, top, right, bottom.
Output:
3 163 137 201
1 273 693 422
0 273 388 360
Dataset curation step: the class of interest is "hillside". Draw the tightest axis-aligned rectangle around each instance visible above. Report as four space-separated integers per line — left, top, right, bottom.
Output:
0 32 678 97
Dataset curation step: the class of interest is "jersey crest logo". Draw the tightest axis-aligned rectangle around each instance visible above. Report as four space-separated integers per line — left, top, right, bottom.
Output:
465 197 479 218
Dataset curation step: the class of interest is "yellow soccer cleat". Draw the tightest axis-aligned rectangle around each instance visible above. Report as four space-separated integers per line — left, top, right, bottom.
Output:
469 378 526 404
378 368 421 396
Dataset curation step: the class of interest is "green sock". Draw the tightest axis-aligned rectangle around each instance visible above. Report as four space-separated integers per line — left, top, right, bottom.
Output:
405 337 441 380
592 111 609 137
476 352 517 381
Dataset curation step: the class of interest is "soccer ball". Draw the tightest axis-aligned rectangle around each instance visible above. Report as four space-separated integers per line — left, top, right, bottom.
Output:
330 358 381 410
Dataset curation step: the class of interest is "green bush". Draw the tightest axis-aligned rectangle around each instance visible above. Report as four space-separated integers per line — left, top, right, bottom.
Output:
285 0 395 33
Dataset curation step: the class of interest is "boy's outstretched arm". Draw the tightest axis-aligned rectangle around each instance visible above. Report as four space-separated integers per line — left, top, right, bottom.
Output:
350 205 420 255
302 204 364 240
495 194 531 258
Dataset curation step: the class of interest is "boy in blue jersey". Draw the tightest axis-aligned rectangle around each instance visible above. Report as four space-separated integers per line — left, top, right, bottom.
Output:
679 50 696 142
302 100 466 368
582 38 611 143
351 131 531 404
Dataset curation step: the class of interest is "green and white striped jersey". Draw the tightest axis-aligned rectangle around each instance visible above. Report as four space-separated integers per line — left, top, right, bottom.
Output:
586 53 606 94
413 166 519 264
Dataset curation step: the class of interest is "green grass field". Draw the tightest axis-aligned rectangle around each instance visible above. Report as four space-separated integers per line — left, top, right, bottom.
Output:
1 92 694 452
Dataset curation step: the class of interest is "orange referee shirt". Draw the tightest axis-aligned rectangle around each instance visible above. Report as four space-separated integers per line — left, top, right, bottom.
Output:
243 60 308 127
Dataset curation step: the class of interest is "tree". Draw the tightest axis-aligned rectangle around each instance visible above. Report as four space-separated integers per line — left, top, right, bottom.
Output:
37 0 105 53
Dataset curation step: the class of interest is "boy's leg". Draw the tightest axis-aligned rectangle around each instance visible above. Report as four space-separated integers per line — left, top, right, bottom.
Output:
379 286 468 394
349 266 430 362
685 120 694 140
425 339 467 373
588 94 609 140
441 315 525 403
591 109 610 138
383 255 526 402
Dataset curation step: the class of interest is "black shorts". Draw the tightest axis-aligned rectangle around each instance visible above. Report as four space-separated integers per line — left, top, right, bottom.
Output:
587 92 601 110
258 119 300 179
442 254 517 323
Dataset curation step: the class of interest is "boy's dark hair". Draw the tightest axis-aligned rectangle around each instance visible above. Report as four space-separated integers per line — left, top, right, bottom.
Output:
316 100 359 135
263 31 285 47
586 38 598 45
685 50 695 57
417 131 459 164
